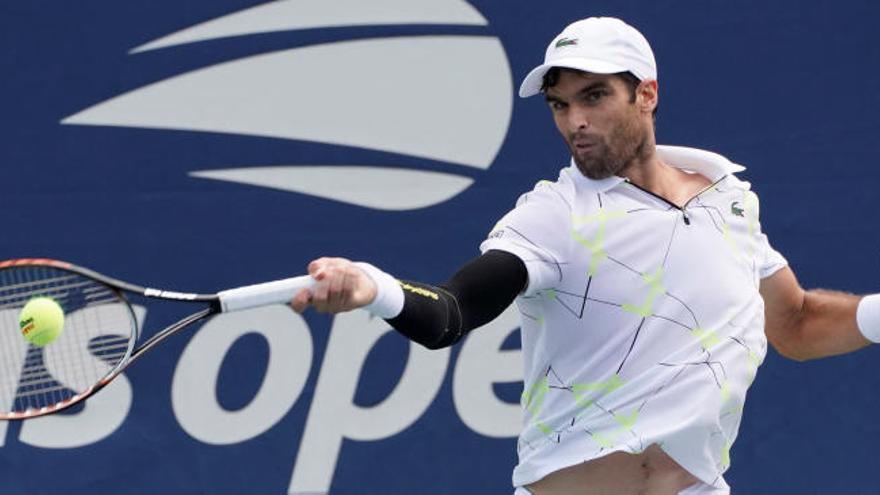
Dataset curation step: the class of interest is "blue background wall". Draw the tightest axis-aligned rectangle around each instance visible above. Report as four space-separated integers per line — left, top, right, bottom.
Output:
2 1 880 493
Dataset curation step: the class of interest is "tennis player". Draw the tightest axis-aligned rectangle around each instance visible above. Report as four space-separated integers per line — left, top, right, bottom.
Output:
292 17 879 494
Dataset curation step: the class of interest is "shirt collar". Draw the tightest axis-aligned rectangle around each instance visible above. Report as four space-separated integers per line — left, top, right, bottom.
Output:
566 145 746 193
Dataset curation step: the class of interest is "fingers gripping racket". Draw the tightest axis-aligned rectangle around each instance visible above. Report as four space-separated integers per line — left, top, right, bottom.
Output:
0 258 314 419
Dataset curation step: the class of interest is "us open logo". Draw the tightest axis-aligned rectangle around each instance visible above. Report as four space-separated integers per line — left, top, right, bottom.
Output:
61 0 513 210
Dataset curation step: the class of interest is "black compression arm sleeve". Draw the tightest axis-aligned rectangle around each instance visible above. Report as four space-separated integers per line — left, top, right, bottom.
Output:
386 250 527 349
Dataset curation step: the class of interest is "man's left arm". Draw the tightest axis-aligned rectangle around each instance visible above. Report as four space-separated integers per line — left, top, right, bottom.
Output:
761 266 873 361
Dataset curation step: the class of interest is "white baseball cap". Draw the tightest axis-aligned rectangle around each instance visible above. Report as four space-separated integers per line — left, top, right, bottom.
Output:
518 17 657 97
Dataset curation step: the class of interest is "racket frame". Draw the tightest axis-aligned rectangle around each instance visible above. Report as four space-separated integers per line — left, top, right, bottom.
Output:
0 258 220 419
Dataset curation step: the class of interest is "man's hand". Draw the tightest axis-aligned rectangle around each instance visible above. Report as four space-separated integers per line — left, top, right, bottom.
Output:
290 257 377 314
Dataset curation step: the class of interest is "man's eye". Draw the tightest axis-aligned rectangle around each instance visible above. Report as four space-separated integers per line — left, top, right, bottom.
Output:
550 101 566 111
585 90 606 102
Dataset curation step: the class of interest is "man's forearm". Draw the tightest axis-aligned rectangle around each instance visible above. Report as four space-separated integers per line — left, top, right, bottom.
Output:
783 289 870 361
387 250 527 349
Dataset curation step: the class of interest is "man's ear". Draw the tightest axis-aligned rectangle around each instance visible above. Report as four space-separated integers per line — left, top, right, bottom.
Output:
637 79 659 115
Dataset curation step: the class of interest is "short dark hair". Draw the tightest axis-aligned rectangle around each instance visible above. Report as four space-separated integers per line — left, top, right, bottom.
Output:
540 67 658 120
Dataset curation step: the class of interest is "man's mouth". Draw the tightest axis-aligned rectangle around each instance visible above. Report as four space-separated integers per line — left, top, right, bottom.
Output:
572 138 598 153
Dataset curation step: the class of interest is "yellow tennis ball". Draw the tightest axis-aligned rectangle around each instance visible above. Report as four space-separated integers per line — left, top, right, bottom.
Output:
19 297 65 347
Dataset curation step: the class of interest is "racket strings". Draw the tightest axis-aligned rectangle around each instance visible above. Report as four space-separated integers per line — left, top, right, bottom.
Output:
13 270 124 412
0 265 135 416
0 277 116 310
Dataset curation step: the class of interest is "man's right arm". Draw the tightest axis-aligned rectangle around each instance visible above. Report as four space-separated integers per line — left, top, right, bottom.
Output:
291 250 527 349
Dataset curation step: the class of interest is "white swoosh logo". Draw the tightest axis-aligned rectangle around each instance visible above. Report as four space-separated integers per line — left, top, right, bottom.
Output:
63 37 511 169
62 2 512 210
191 166 473 210
131 0 487 53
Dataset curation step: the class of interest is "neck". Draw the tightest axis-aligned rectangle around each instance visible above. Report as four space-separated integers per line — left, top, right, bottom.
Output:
617 144 711 207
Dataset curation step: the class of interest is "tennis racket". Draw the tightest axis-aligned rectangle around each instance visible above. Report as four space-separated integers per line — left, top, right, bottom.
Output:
0 258 314 419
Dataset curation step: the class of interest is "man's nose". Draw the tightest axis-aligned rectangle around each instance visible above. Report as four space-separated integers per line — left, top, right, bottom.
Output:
566 105 591 131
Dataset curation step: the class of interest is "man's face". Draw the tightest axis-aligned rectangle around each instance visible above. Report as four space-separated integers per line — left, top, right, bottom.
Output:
544 70 651 180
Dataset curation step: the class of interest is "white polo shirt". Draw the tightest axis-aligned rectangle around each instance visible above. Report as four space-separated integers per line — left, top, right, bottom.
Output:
481 145 787 492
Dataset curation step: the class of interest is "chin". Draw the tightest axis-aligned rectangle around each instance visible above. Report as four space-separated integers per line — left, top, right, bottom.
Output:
574 162 615 180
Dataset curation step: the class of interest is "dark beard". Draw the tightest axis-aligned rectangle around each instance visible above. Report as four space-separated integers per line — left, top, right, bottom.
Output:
571 119 648 180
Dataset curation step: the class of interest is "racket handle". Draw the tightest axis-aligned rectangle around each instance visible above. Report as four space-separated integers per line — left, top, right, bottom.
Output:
218 275 315 312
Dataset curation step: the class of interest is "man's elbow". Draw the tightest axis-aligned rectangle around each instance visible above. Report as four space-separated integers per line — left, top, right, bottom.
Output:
766 327 815 362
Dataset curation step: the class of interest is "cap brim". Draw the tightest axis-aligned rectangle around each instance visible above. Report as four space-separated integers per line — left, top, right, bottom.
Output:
518 57 630 97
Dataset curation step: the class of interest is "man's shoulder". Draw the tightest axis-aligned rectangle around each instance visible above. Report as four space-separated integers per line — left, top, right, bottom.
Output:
515 168 579 211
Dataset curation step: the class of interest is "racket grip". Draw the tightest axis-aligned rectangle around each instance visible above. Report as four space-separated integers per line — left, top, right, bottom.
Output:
218 275 315 312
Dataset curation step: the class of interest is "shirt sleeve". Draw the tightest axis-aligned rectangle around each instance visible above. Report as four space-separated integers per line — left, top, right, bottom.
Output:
756 232 787 279
749 190 788 279
479 180 573 296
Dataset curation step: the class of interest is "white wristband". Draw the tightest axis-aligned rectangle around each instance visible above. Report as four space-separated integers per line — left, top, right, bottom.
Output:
856 294 880 343
354 262 404 319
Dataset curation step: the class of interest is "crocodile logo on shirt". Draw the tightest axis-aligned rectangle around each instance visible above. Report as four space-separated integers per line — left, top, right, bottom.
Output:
731 201 745 217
